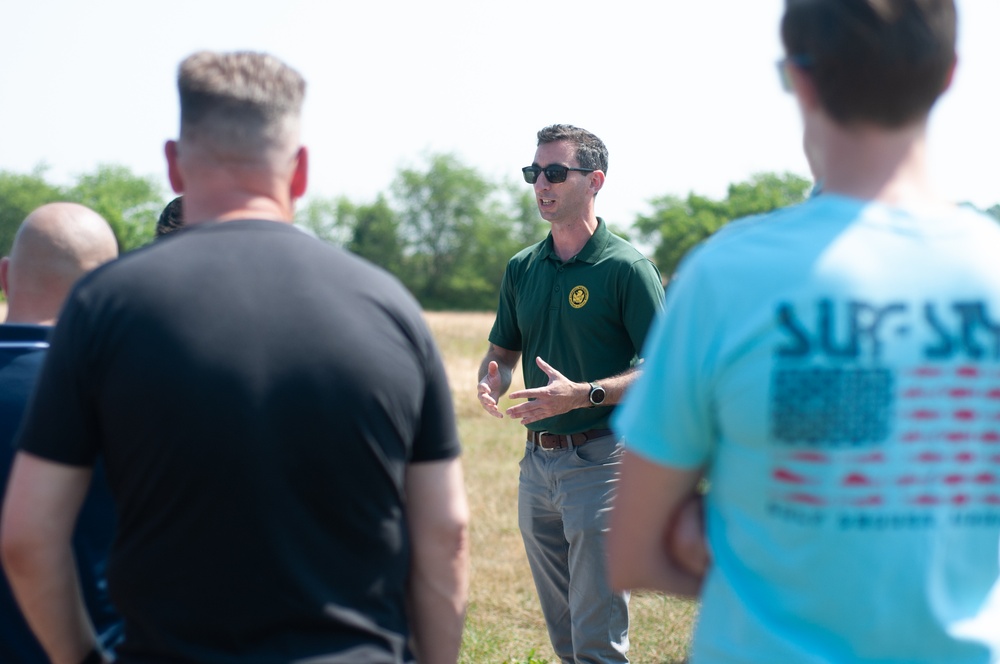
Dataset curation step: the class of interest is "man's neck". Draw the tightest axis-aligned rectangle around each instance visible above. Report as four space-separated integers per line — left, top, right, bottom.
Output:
4 296 59 326
550 215 600 262
814 118 949 210
181 193 294 226
177 164 297 226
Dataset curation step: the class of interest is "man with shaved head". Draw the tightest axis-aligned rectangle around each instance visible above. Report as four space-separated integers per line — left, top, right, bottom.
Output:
0 202 120 663
2 52 467 664
1 203 119 323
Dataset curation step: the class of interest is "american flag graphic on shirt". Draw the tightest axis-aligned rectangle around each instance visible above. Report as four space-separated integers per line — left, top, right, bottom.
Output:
767 300 1000 529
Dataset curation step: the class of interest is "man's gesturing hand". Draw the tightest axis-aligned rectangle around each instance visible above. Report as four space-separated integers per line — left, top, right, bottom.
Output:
477 360 505 418
506 357 585 426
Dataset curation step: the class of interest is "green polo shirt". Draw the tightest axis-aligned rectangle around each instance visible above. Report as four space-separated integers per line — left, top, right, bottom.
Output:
489 218 665 434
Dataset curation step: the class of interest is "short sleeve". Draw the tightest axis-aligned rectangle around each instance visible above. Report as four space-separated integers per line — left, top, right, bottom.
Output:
412 324 461 463
16 290 102 466
613 253 718 469
621 258 665 357
488 260 522 352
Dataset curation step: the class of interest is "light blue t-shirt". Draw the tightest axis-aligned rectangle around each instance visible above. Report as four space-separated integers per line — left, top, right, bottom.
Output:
615 195 1000 663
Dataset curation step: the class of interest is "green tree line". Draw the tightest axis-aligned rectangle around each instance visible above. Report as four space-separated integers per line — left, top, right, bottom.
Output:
0 165 163 261
3 160 998 310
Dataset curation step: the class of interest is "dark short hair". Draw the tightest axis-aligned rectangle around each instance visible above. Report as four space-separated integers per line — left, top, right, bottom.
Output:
781 0 956 128
156 196 184 238
536 124 609 174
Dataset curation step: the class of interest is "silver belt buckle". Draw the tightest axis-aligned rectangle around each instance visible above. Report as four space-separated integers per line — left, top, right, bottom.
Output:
536 430 557 450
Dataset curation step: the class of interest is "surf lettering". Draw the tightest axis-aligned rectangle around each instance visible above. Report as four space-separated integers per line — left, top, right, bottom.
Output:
776 299 1000 361
776 299 906 360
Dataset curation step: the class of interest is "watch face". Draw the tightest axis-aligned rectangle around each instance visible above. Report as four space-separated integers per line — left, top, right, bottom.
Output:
590 384 606 405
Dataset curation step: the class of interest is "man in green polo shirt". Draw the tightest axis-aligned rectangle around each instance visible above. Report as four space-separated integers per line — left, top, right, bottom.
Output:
477 124 664 663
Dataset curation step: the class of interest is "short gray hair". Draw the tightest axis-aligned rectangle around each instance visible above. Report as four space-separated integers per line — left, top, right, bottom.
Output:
177 51 306 159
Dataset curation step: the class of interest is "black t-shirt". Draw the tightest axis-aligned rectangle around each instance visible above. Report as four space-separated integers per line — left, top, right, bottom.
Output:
17 220 460 663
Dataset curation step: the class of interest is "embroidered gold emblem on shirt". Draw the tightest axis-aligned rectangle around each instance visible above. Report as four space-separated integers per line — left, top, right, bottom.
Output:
569 286 589 309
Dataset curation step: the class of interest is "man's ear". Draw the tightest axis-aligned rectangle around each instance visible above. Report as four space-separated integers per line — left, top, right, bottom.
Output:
941 54 957 94
789 65 821 113
290 146 309 200
1 256 11 299
589 170 606 197
165 140 184 193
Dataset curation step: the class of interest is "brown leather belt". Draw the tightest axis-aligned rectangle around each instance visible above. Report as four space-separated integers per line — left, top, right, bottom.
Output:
527 428 615 450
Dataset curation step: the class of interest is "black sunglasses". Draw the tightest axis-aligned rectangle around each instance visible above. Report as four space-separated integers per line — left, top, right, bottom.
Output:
522 164 595 184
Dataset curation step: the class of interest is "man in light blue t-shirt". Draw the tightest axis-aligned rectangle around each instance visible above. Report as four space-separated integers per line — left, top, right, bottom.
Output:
608 1 1000 662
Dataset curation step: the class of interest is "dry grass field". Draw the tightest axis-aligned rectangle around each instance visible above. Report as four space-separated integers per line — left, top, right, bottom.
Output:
423 311 698 664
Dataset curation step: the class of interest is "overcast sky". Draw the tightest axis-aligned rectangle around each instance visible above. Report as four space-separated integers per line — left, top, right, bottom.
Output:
2 1 997 225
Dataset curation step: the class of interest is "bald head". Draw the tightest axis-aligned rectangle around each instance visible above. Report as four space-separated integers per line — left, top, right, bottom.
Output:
1 203 119 325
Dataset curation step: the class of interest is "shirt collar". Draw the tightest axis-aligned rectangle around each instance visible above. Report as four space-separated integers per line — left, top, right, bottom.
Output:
540 217 610 265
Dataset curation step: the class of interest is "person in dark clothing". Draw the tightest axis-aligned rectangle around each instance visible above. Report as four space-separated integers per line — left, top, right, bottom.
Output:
0 202 120 663
1 52 469 664
155 195 184 238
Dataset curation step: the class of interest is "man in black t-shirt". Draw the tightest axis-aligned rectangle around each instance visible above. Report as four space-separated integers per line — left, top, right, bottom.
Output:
1 52 469 664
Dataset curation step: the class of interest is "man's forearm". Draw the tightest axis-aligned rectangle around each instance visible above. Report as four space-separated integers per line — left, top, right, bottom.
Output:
2 544 97 664
406 459 470 663
591 367 640 407
477 346 517 396
408 545 468 663
1 453 97 664
607 452 706 598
